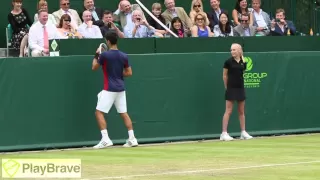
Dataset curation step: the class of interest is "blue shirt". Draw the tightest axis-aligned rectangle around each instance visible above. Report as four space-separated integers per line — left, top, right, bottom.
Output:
98 50 130 92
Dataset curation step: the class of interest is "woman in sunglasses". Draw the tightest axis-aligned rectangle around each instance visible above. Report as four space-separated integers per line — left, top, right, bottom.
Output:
191 12 214 37
57 14 83 39
189 0 209 26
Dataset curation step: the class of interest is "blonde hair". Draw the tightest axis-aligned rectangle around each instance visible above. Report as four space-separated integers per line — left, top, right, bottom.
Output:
37 0 48 10
231 43 243 57
152 2 161 10
194 11 209 27
190 0 204 12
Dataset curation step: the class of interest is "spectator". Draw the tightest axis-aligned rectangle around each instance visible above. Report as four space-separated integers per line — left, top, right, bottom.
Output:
52 0 82 30
162 0 193 33
28 9 60 57
191 12 214 37
232 0 253 26
79 0 104 27
8 0 33 57
189 0 209 26
114 1 146 29
147 3 167 37
270 9 296 36
170 17 187 38
251 0 271 36
34 0 57 25
214 12 234 37
100 11 124 38
233 13 257 36
57 14 83 39
207 0 225 31
78 10 103 38
123 10 155 38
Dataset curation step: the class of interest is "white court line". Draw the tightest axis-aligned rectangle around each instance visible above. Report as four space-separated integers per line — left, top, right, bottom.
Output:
82 160 320 180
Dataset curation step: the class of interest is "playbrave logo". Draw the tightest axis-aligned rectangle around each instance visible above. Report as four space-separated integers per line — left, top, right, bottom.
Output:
243 57 267 88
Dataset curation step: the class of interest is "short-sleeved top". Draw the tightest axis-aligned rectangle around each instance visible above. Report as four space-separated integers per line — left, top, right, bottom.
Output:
98 50 130 92
223 57 246 89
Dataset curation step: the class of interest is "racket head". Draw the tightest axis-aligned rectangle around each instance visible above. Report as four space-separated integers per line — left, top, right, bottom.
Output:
99 43 108 54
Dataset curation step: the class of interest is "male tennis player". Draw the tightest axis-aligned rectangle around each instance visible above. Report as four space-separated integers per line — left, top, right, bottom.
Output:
92 31 138 148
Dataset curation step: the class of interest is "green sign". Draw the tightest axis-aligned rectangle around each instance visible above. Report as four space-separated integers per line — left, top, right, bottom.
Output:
243 57 268 88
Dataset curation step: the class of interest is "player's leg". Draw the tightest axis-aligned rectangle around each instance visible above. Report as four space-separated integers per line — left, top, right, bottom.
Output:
93 90 116 149
220 100 234 141
114 91 138 147
238 100 253 140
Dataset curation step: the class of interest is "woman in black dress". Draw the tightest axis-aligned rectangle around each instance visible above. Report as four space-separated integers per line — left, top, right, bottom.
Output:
220 43 253 141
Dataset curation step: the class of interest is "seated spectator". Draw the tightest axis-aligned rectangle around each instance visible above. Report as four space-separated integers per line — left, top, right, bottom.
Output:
8 0 33 57
191 12 214 37
232 0 253 26
207 0 225 31
57 14 83 39
234 13 257 36
114 0 146 29
78 10 103 38
251 0 271 36
170 17 188 38
162 0 192 34
214 12 234 37
123 10 155 38
79 0 104 27
52 0 82 30
34 0 57 25
28 9 60 57
189 0 209 26
100 11 124 38
147 3 167 37
270 8 296 36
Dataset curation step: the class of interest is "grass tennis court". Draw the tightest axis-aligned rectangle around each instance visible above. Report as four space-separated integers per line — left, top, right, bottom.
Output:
1 134 320 180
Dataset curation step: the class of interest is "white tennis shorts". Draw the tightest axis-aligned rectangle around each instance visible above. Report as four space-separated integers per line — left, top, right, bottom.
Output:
96 90 127 113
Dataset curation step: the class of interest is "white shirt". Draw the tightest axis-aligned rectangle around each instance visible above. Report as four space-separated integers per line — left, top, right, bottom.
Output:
77 23 103 38
253 9 267 28
28 21 61 51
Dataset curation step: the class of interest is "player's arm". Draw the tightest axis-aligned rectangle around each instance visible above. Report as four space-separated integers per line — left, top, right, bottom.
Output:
223 68 228 90
92 52 101 71
123 67 132 77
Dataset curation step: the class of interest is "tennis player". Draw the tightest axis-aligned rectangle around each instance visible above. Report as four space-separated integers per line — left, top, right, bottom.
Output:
220 43 253 141
92 31 138 148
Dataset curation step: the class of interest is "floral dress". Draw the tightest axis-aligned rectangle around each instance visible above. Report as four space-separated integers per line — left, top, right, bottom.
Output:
8 8 32 50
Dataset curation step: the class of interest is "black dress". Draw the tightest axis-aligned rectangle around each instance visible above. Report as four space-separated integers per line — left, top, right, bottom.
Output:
223 57 246 101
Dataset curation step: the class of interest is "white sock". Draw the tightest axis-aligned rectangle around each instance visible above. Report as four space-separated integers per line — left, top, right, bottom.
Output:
128 130 135 139
101 129 109 140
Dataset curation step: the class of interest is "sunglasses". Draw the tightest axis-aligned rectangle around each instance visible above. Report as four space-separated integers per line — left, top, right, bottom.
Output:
194 5 201 7
196 18 204 20
241 20 248 23
64 19 71 22
62 3 70 6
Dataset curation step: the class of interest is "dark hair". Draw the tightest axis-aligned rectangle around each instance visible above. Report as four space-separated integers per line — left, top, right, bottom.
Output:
218 12 231 34
58 14 71 28
170 17 184 36
105 31 118 45
234 0 249 13
241 13 250 20
103 10 113 16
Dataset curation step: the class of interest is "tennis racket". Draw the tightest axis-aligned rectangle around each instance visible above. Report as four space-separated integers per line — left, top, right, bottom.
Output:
98 43 108 54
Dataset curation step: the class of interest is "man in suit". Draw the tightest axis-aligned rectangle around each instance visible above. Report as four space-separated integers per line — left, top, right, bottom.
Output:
206 0 225 32
270 8 296 36
113 1 146 29
234 13 257 37
162 0 192 31
252 0 271 36
52 0 82 29
79 0 104 28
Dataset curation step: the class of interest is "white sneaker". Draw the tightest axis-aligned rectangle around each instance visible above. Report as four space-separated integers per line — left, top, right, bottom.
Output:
240 131 253 140
93 138 113 149
123 138 138 147
220 132 234 141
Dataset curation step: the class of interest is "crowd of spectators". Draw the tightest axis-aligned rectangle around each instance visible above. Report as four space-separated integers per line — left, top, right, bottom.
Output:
8 0 297 57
